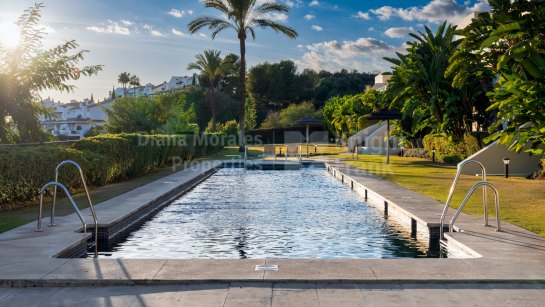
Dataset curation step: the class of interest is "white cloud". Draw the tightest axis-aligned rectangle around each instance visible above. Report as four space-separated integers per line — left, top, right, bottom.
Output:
370 0 490 24
150 30 165 37
304 14 315 20
168 9 194 18
199 33 207 38
355 11 370 20
384 26 414 38
311 25 323 31
86 20 131 35
294 37 394 72
264 12 288 22
142 24 166 37
120 20 133 26
309 0 319 6
171 28 186 36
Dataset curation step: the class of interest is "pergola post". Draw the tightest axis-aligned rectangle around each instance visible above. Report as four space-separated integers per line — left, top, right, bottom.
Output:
386 119 390 164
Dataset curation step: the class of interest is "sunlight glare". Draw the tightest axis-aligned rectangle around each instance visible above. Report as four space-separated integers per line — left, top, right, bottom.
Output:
0 21 21 48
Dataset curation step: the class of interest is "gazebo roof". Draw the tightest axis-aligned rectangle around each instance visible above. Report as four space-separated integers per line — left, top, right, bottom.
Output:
292 116 323 127
366 109 402 120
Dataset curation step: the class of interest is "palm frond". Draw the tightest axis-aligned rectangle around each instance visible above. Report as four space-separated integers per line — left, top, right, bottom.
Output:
204 0 230 14
252 19 297 39
255 3 289 15
188 16 233 33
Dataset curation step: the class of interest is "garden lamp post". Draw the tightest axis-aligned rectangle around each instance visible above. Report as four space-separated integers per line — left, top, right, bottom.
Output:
400 145 404 157
503 158 510 178
432 149 436 163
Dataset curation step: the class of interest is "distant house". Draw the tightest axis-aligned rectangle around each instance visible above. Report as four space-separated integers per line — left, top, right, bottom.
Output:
40 98 112 140
111 74 198 98
371 74 392 91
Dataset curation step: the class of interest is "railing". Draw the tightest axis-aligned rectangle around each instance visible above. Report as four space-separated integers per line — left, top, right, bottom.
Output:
448 182 501 234
439 160 487 240
49 160 99 258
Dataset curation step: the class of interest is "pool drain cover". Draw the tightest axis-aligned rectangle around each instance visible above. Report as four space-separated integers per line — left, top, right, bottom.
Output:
255 265 279 271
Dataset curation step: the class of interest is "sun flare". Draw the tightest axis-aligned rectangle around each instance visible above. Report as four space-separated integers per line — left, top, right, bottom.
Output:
0 21 21 48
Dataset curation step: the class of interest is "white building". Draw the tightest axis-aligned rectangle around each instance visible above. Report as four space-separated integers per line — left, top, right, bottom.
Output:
112 75 197 98
371 74 392 91
40 98 112 140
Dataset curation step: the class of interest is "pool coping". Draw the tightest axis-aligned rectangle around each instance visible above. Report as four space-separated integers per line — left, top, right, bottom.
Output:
0 158 544 286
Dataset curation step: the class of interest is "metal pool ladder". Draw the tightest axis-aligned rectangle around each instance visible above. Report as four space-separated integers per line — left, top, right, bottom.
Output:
36 160 99 258
439 160 501 241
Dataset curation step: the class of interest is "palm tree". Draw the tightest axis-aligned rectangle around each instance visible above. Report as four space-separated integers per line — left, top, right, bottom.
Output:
187 50 232 131
188 0 297 149
118 72 131 92
129 74 141 88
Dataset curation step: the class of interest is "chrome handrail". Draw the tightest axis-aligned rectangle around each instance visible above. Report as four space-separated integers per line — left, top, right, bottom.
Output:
448 182 501 234
439 160 487 239
52 160 99 258
37 182 87 233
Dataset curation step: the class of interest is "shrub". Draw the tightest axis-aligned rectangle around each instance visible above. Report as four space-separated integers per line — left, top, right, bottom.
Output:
0 133 223 210
402 148 427 158
463 133 482 156
533 158 545 180
423 134 460 162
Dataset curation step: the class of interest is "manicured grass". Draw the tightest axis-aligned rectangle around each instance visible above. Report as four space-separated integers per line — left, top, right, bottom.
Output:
338 154 545 236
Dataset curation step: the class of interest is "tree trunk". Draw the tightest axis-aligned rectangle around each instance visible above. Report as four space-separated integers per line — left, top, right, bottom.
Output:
211 86 217 132
238 36 246 151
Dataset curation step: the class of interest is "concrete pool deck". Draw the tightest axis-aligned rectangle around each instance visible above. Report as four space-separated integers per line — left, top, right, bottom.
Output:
0 159 544 288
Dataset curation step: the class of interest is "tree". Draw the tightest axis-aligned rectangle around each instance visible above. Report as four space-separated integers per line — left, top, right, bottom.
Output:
105 90 198 134
117 72 131 91
188 0 298 149
449 0 545 155
129 74 141 88
260 101 320 129
247 60 299 109
384 23 485 140
0 3 102 143
187 50 233 131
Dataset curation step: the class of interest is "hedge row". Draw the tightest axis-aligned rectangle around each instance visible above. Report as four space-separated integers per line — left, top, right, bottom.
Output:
422 133 482 164
0 134 222 209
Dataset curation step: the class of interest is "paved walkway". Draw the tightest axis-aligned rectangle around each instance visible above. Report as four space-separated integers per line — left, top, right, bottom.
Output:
1 283 544 306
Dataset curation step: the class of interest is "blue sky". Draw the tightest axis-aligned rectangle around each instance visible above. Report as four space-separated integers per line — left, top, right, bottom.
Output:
0 0 490 102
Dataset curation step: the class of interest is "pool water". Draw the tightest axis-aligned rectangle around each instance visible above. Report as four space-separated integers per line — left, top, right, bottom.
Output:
105 167 430 259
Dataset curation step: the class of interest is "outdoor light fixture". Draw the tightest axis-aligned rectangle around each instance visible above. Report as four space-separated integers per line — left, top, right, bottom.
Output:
400 145 404 157
314 144 317 154
432 149 436 163
503 158 510 178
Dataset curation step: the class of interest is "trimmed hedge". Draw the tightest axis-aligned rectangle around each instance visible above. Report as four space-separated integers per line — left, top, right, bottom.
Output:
0 134 222 209
423 133 482 164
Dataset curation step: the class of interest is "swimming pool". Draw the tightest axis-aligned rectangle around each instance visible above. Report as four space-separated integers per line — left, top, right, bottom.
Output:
104 166 431 259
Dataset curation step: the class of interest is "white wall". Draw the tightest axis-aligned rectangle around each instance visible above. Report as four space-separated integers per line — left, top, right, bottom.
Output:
461 141 543 176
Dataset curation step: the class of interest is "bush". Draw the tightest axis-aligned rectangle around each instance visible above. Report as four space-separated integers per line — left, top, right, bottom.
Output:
0 133 223 210
463 133 482 156
402 148 427 158
423 133 482 164
532 158 545 180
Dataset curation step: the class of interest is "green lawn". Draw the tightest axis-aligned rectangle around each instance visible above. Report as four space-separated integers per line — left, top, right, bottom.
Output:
337 154 545 237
